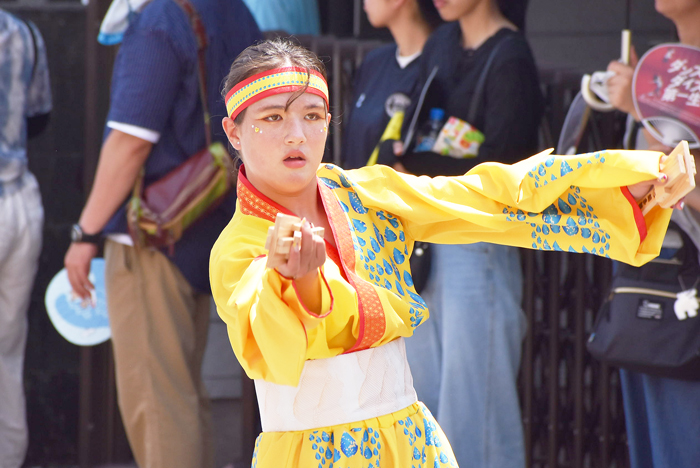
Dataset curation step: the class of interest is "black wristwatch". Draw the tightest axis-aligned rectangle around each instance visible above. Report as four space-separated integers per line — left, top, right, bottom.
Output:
70 224 102 244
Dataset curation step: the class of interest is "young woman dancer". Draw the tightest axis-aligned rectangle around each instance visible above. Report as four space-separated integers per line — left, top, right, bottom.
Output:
210 38 676 467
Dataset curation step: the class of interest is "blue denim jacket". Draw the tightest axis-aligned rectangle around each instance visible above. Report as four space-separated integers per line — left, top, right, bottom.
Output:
0 11 51 196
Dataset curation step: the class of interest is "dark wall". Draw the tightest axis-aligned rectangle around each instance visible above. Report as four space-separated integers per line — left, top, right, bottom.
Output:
527 0 676 73
1 3 86 464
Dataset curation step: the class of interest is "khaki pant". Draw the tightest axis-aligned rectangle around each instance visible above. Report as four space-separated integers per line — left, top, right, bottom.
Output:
105 241 213 468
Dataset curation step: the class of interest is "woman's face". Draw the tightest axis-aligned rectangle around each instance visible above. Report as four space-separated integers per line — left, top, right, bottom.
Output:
655 0 700 21
433 0 485 22
364 0 394 28
223 91 330 198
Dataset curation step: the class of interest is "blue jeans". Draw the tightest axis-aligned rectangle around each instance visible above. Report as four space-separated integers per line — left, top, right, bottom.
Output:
620 369 700 468
406 243 527 468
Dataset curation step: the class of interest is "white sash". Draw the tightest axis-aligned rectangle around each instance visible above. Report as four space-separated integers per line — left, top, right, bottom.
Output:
255 338 417 432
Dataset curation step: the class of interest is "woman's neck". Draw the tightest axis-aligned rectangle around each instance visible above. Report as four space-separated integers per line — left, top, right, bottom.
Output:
245 169 320 219
289 195 325 224
283 189 332 241
276 188 322 221
387 7 432 57
675 12 700 48
458 2 515 50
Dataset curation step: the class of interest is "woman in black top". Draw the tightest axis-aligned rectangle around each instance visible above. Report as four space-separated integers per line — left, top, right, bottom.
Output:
341 0 441 169
390 2 543 468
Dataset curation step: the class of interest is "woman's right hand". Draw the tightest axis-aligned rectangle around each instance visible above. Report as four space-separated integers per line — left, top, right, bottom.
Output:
275 220 326 281
607 47 640 119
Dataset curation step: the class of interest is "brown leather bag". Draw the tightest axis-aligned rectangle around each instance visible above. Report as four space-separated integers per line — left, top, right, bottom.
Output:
127 0 234 251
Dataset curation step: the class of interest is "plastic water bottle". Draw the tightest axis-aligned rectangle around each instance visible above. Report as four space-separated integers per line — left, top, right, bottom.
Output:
414 108 445 152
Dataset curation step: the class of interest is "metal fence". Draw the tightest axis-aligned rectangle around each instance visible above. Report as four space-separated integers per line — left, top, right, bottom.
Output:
521 251 629 468
522 70 631 468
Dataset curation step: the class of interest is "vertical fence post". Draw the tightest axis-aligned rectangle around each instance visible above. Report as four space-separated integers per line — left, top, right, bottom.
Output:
80 1 101 465
353 0 362 37
547 252 562 467
332 41 343 166
82 0 127 465
573 254 586 467
78 347 92 468
521 249 535 468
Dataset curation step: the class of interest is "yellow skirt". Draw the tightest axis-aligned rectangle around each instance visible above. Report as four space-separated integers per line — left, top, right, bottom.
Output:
251 402 458 468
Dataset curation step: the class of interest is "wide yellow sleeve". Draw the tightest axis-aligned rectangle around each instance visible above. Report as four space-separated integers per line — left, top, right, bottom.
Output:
347 149 672 266
210 217 333 386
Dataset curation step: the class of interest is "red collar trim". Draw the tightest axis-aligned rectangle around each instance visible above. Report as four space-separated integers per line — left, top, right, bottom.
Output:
236 165 294 222
236 166 344 270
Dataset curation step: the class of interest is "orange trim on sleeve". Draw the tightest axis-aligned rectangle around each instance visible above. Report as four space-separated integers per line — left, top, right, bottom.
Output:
318 180 386 353
237 166 295 222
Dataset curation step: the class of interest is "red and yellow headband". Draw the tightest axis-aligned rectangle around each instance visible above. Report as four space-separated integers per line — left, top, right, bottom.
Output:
225 66 329 121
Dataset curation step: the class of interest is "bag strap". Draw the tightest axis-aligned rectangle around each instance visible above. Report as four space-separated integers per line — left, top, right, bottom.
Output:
467 34 514 124
403 65 440 149
670 221 700 277
615 220 700 285
171 0 212 148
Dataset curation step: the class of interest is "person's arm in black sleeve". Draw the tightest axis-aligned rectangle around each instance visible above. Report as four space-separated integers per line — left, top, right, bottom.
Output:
375 139 399 166
27 113 50 139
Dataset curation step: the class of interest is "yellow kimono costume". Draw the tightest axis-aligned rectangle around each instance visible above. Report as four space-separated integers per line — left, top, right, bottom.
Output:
210 149 671 468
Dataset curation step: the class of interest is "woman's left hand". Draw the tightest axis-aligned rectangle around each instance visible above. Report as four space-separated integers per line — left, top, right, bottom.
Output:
627 150 685 210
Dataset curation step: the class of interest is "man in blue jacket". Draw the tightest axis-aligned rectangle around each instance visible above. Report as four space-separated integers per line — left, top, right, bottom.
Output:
64 1 261 466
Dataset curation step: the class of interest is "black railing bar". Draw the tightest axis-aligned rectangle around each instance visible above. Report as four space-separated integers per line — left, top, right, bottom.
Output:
522 250 536 468
573 254 587 468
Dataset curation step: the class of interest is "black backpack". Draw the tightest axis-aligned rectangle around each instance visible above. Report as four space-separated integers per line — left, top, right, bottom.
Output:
587 223 700 381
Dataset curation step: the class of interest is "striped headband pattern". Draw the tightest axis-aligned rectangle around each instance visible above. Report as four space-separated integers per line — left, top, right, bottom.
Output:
225 66 329 121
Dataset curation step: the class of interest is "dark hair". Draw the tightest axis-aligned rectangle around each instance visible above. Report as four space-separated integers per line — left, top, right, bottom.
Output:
496 0 530 31
416 0 443 30
222 38 328 123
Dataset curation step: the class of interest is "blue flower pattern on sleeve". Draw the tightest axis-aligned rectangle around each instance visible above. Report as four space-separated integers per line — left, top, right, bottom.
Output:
320 155 620 334
511 151 612 257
